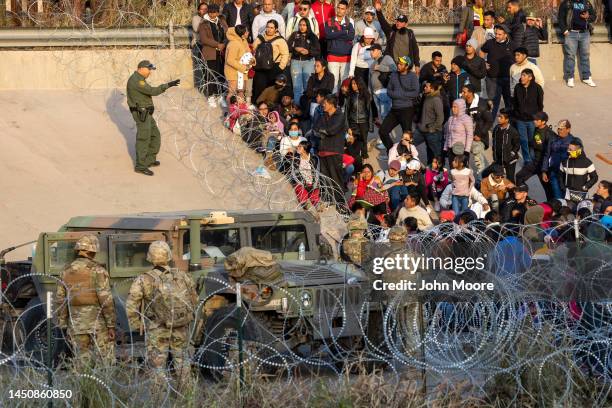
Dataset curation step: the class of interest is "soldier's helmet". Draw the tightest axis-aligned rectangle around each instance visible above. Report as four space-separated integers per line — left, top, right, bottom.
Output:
388 226 407 242
74 235 100 253
147 241 173 264
347 216 368 232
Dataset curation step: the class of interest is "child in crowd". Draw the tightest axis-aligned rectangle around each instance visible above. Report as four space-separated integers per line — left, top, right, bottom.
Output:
425 156 449 211
225 92 250 133
450 154 475 214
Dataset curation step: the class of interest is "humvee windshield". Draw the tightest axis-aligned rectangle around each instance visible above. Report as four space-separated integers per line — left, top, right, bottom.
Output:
182 227 241 261
251 225 309 253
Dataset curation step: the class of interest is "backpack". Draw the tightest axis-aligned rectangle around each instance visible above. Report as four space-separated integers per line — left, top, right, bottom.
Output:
255 35 282 71
146 269 194 328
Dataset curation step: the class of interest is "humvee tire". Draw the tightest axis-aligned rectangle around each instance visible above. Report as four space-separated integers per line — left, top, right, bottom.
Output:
195 305 288 380
20 297 66 366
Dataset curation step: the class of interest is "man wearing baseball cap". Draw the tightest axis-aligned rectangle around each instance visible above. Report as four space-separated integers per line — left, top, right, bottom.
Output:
373 1 420 75
126 60 180 176
515 111 555 200
354 6 386 46
541 119 584 199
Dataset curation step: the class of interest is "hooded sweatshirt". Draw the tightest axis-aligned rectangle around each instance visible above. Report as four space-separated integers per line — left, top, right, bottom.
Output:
418 89 444 133
509 59 545 96
224 27 250 81
444 99 474 153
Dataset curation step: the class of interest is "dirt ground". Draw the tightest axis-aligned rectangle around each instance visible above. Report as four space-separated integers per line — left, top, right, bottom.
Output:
0 81 610 260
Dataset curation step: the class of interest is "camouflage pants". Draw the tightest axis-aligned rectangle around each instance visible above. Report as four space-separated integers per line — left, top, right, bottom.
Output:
147 326 191 383
68 329 114 366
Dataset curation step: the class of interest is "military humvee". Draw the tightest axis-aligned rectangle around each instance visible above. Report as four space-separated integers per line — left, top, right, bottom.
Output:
1 209 378 374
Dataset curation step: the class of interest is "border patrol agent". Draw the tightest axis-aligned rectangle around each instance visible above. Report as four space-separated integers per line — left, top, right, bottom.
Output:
127 60 180 176
56 234 116 366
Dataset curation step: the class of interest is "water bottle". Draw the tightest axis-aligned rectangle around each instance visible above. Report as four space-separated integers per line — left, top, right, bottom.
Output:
298 242 306 261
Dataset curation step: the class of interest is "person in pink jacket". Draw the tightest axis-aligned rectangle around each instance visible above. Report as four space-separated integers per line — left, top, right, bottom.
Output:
443 98 474 167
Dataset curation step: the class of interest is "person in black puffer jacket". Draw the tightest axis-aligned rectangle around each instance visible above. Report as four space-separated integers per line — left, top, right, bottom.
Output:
523 13 548 61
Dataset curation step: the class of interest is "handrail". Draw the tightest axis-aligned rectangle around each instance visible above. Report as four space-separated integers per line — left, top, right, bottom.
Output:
0 24 608 48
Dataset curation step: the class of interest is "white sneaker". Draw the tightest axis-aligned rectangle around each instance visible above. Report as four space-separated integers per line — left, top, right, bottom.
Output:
582 77 597 87
566 78 575 88
207 96 217 107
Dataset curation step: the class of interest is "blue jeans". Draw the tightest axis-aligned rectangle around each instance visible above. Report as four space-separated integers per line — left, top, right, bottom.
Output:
563 31 591 81
515 120 535 164
389 185 409 210
290 59 315 103
373 91 392 120
344 164 354 185
452 195 469 214
549 169 564 199
486 76 511 118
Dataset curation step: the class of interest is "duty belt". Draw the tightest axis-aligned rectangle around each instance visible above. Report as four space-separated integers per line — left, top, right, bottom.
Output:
129 106 155 114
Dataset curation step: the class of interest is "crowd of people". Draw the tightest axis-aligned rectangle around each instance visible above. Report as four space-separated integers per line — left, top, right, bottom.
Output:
189 0 609 238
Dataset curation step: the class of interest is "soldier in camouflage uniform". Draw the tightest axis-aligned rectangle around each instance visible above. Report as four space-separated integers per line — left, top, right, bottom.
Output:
341 216 369 266
125 241 198 384
56 235 116 366
126 60 180 176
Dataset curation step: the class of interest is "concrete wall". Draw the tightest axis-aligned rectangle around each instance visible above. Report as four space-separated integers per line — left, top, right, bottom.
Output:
0 49 194 90
0 43 610 89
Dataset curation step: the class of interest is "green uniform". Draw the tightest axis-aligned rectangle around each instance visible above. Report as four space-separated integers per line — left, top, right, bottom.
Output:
126 265 198 383
56 256 116 366
126 72 169 171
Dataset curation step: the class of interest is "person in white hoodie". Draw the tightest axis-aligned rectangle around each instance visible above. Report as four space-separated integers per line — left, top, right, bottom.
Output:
252 0 286 37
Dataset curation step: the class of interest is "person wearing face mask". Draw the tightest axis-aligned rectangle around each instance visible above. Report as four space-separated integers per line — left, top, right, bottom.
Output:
256 74 290 107
280 122 307 156
559 139 598 202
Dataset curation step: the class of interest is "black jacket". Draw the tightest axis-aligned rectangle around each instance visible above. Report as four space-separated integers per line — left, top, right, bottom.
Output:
304 70 335 102
512 81 544 121
314 109 347 154
445 70 471 103
419 61 447 84
399 170 429 206
531 125 555 167
523 25 548 58
558 0 596 34
376 10 420 66
287 31 321 61
462 55 487 92
345 93 371 126
560 154 598 192
500 196 538 223
507 10 526 49
466 97 493 149
222 2 255 36
492 124 520 165
481 38 514 78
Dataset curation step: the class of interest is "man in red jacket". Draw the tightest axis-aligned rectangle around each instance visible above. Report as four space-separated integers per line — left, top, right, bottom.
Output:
312 0 335 56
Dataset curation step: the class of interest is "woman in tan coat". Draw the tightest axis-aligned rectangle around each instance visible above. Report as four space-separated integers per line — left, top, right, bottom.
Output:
251 19 290 105
224 24 252 102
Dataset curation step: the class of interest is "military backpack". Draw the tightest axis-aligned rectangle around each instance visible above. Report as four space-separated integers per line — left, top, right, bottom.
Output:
145 268 193 328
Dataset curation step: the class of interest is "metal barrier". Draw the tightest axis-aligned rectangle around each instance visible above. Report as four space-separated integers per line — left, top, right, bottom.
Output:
0 23 608 48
